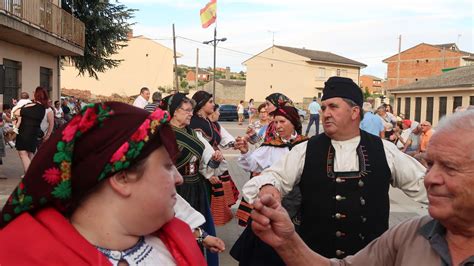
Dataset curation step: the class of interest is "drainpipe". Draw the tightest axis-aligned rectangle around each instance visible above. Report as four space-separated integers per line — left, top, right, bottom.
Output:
57 56 61 101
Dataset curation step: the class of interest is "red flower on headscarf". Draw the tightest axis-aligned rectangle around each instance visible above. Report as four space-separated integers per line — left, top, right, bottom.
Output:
131 119 151 142
110 142 130 163
42 168 62 185
62 115 81 142
78 107 98 132
149 108 168 122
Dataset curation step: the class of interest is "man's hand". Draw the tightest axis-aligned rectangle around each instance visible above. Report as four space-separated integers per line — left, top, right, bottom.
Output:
251 194 295 248
203 235 225 253
258 184 281 202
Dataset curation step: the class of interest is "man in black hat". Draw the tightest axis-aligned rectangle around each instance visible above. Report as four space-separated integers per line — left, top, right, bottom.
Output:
242 76 428 259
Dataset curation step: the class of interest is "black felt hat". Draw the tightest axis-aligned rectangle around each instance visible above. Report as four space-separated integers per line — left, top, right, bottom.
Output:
321 77 363 107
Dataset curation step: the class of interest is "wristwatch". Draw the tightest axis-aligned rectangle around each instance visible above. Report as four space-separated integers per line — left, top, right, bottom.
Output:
196 227 209 245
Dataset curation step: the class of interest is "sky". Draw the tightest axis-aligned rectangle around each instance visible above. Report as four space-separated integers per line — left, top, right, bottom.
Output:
121 0 473 79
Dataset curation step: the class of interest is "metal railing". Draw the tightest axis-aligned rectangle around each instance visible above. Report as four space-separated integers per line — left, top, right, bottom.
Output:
0 0 85 49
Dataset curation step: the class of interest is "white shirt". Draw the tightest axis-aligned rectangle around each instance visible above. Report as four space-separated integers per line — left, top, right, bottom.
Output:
54 106 63 119
397 128 412 149
238 145 291 173
133 95 149 109
40 107 53 134
196 131 227 179
237 104 244 114
242 136 428 204
100 194 204 266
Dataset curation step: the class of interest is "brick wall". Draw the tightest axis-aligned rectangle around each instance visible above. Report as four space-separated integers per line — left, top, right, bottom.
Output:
201 82 245 104
385 44 464 89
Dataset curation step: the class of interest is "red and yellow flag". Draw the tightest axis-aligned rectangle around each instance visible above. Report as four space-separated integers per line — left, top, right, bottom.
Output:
200 0 217 28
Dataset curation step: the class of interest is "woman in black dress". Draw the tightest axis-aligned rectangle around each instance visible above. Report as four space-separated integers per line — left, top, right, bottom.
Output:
14 87 48 173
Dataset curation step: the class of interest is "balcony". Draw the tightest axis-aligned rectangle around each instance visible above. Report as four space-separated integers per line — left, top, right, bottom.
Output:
0 0 84 56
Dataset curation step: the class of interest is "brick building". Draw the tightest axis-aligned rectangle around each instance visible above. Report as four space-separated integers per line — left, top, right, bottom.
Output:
360 75 383 94
383 43 474 89
186 69 211 83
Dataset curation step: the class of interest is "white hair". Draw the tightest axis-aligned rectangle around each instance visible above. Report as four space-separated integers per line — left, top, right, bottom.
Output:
436 110 474 159
436 110 474 134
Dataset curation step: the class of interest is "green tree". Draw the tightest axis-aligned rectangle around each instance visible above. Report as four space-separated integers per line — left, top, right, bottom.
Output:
180 80 189 89
62 0 136 79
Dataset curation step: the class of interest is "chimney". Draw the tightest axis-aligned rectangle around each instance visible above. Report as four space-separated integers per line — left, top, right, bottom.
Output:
225 67 231 80
127 29 134 40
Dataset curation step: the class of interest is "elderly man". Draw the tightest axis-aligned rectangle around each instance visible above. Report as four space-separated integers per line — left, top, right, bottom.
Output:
242 76 427 259
132 87 150 108
250 110 474 265
144 91 162 112
414 121 434 166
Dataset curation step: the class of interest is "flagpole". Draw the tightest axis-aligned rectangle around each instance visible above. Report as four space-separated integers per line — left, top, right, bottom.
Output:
212 26 217 102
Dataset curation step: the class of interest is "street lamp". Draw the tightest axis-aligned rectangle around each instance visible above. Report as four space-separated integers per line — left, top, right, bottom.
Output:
203 28 226 102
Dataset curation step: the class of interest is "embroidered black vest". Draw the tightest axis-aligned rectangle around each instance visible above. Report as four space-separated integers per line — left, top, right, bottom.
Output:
299 130 391 258
190 116 221 149
173 126 205 183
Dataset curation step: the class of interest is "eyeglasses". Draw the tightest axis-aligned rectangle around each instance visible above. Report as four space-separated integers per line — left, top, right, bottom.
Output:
178 108 194 114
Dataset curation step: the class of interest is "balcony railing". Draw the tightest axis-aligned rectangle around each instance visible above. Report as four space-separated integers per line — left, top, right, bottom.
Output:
0 0 85 49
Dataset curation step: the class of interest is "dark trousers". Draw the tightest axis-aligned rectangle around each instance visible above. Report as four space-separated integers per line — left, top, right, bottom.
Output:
306 114 320 135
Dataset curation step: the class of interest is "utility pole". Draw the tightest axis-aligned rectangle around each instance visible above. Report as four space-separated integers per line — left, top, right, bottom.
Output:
396 34 402 88
195 48 199 90
203 28 226 102
172 24 179 93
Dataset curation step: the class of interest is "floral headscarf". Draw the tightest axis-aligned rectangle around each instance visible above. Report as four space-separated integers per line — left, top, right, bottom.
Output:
265 93 294 108
0 102 178 227
270 106 302 135
264 93 295 142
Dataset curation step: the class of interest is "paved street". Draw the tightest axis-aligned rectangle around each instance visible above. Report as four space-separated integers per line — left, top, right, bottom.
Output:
0 121 428 265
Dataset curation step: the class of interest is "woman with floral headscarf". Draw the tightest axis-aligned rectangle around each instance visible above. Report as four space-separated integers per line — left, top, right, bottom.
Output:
231 105 308 266
160 93 225 266
0 102 209 265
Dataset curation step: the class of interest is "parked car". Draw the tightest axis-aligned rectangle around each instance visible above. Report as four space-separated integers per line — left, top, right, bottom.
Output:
296 108 307 121
218 104 249 121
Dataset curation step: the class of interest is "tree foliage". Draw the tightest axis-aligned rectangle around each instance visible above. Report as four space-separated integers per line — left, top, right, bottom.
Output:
62 0 136 79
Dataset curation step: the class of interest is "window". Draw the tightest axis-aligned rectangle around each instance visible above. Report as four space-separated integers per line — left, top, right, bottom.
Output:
426 97 434 123
2 59 21 106
270 63 273 67
336 69 341 76
415 97 422 122
40 67 53 98
318 67 326 78
397 97 401 115
341 69 348 77
404 97 411 119
425 59 429 63
453 96 462 111
439 97 447 119
470 96 474 106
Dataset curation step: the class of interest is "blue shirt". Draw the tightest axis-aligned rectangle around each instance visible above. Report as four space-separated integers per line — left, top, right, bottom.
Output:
308 101 321 114
360 112 384 136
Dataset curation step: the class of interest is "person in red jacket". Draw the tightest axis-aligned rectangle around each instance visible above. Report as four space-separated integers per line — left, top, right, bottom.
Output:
0 102 207 266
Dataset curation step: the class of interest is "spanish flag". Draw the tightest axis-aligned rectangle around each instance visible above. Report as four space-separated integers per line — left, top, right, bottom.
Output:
200 0 217 28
